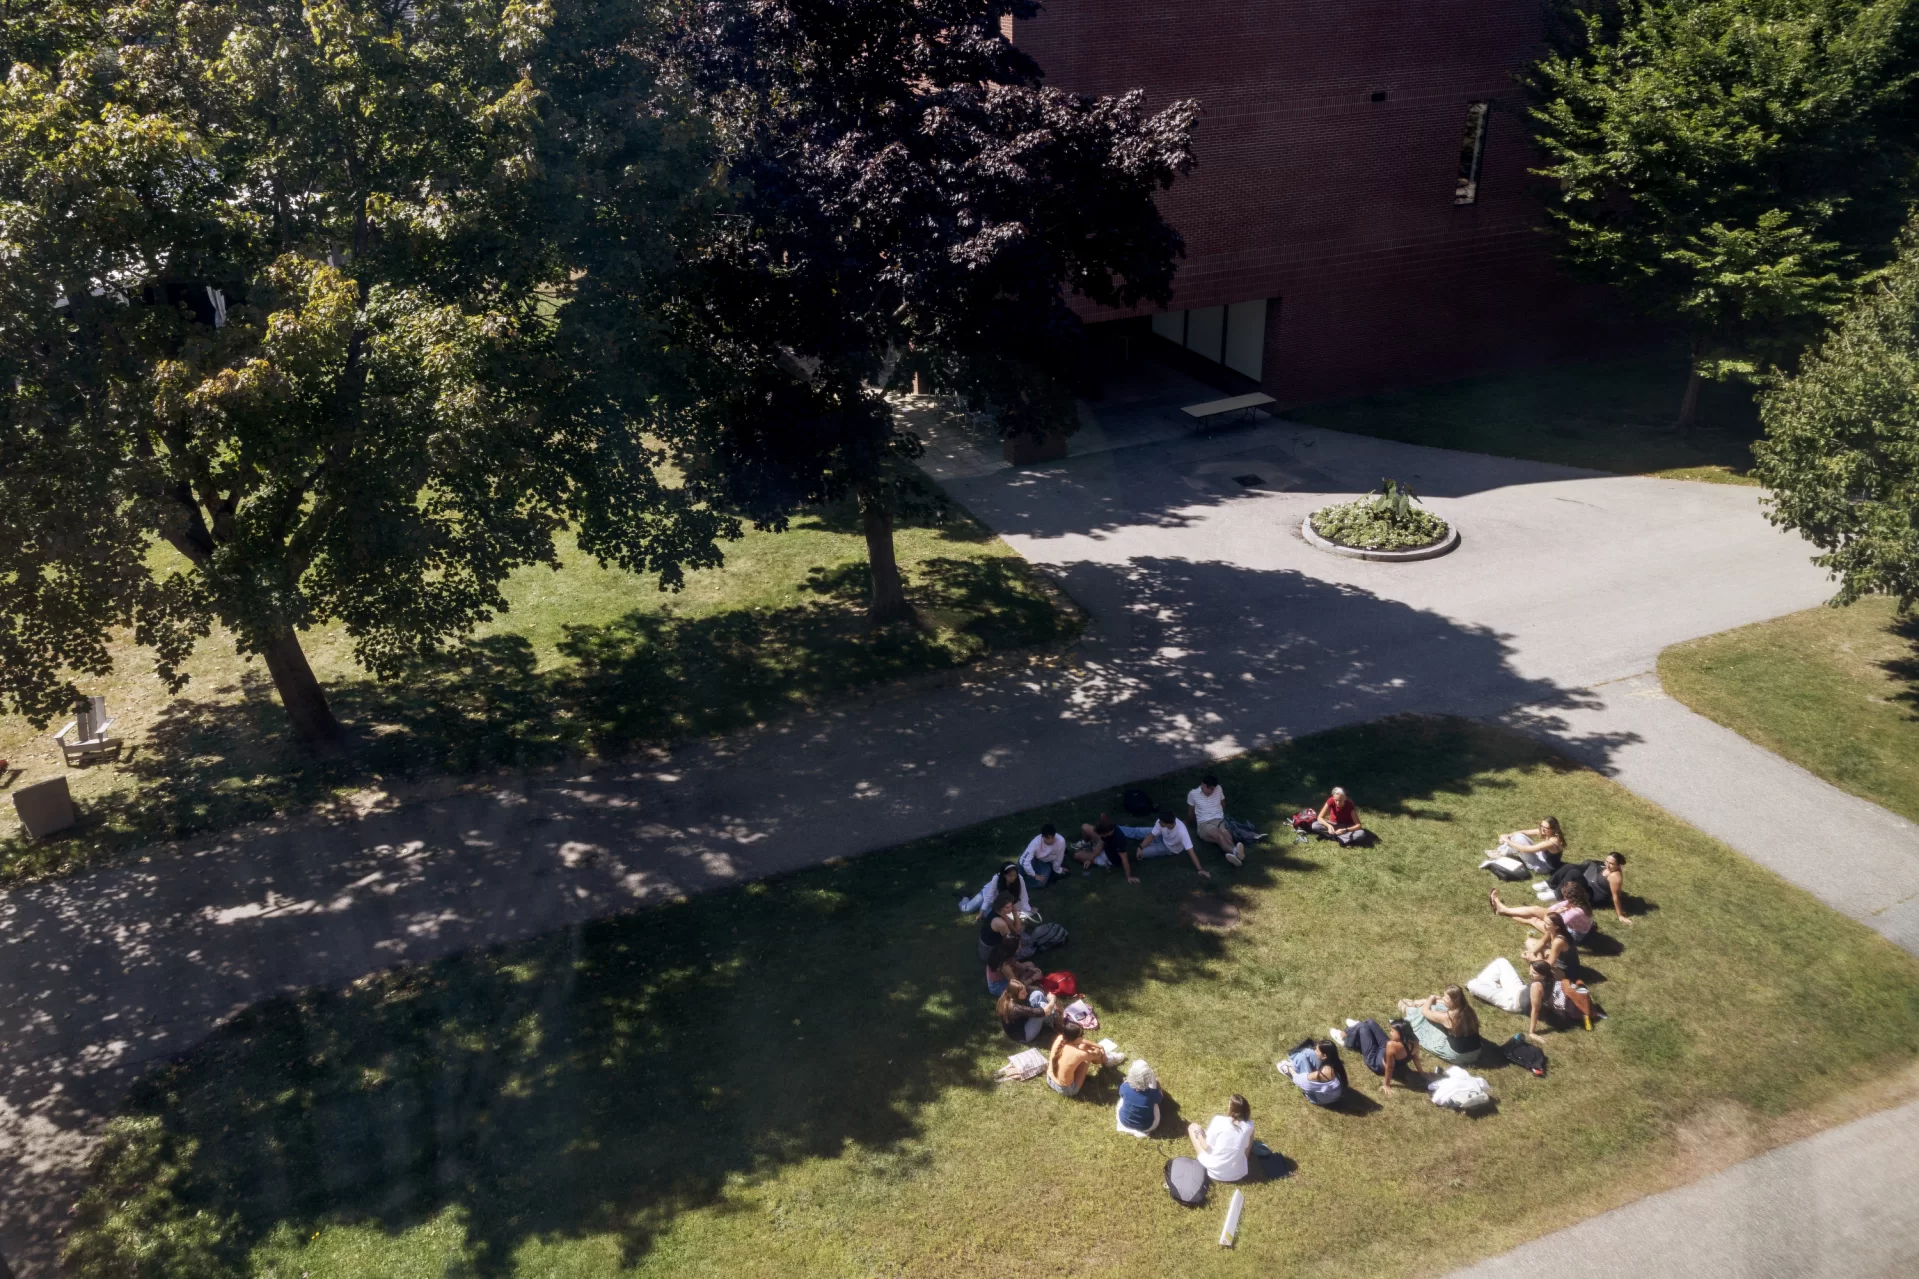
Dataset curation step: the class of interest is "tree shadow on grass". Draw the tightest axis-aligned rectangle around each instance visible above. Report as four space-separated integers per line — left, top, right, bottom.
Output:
2 556 1073 878
70 717 1612 1276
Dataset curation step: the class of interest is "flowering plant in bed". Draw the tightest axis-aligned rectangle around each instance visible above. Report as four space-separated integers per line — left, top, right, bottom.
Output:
1309 478 1449 551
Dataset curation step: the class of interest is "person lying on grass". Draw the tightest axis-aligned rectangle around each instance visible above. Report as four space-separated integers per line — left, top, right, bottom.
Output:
986 951 1042 998
1117 811 1210 880
998 979 1060 1044
1075 815 1132 879
1279 1038 1348 1106
1399 985 1485 1066
1047 1023 1108 1096
1312 786 1362 838
1491 877 1595 943
1468 957 1570 1043
1188 774 1246 867
959 862 1031 918
1333 1017 1426 1100
1188 1095 1255 1182
1549 852 1633 926
1490 816 1566 873
1020 824 1071 890
1116 1059 1163 1136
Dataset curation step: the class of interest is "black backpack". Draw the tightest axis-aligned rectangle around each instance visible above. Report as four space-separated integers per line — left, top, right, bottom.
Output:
1122 787 1155 817
1502 1034 1547 1076
1165 1157 1210 1207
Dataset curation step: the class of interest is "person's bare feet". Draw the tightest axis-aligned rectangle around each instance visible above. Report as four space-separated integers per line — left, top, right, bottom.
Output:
1488 888 1501 915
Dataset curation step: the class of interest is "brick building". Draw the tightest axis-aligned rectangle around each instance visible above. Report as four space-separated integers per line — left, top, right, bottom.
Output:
1009 1 1629 406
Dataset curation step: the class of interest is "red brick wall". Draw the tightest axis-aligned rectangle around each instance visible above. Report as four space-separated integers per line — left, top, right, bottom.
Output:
1013 0 1633 406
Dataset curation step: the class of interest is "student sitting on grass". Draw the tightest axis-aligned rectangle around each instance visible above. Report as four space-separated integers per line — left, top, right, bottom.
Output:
1491 878 1595 943
1469 957 1567 1041
1311 786 1362 838
998 979 1059 1044
1116 1059 1163 1136
1334 1018 1425 1098
1188 1095 1255 1183
1046 1023 1108 1095
1550 852 1634 926
1518 910 1578 979
977 897 1033 968
959 862 1031 918
1399 986 1485 1066
985 949 1042 998
1280 1038 1348 1106
1188 774 1246 867
1020 824 1071 890
1075 815 1132 880
1490 816 1566 873
1117 811 1211 880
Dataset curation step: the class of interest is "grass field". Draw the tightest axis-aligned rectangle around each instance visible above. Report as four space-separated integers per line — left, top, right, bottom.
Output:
67 718 1919 1279
1289 350 1764 484
0 488 1077 884
1661 598 1919 824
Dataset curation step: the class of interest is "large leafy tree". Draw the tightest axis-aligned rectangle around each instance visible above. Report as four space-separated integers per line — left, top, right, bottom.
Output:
641 0 1197 624
1529 0 1919 425
0 0 726 743
1756 219 1919 606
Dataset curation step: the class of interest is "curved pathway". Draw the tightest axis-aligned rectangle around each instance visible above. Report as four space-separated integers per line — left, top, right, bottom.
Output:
4 372 1917 1274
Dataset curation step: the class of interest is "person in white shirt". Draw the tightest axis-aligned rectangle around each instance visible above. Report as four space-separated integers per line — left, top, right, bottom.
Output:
1019 824 1070 890
958 862 1032 918
1186 774 1245 867
1118 811 1210 880
1187 1095 1254 1182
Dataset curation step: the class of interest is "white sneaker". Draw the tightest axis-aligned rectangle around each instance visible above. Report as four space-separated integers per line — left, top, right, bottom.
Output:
1329 1028 1346 1046
1226 851 1244 867
1234 841 1245 859
1345 1018 1359 1028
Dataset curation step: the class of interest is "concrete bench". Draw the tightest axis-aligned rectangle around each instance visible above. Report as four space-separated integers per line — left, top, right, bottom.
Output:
1180 392 1275 430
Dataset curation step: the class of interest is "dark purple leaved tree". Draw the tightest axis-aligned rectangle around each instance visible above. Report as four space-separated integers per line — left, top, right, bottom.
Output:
653 0 1198 624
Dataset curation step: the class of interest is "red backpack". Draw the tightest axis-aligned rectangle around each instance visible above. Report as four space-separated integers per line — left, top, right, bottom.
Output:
1040 971 1078 998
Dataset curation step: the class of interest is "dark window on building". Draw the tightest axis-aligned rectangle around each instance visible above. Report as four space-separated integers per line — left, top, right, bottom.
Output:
1454 101 1490 205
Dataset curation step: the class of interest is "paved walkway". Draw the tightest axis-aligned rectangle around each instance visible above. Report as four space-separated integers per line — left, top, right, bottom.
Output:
5 368 1918 1273
1448 1095 1919 1279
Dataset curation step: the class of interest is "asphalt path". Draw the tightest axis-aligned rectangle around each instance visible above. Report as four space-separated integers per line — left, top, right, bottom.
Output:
4 378 1916 1274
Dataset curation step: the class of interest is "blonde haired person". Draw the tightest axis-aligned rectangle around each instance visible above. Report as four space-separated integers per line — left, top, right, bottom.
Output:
1399 985 1484 1065
1116 1059 1163 1136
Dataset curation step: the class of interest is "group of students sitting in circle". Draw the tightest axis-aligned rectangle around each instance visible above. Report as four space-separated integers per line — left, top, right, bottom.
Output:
966 790 1639 1184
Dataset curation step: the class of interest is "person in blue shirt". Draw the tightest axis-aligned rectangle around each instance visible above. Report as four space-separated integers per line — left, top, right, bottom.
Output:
1116 1059 1163 1136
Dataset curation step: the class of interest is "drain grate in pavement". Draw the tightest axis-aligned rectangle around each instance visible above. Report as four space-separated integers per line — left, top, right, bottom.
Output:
1233 474 1264 487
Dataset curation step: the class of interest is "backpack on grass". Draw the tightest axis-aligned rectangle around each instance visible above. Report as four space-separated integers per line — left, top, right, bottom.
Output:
1165 1157 1210 1207
1501 1035 1547 1077
1122 787 1155 817
1026 922 1068 954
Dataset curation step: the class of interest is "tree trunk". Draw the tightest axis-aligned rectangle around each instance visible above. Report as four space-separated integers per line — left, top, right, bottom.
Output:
261 628 345 746
1675 362 1702 431
857 483 915 627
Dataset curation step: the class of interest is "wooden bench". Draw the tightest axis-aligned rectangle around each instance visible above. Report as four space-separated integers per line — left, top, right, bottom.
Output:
1180 392 1275 430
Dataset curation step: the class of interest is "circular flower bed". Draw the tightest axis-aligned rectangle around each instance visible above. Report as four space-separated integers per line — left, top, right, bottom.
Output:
1309 480 1450 552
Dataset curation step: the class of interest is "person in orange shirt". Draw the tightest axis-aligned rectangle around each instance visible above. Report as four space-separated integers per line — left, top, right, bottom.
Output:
1046 1024 1108 1096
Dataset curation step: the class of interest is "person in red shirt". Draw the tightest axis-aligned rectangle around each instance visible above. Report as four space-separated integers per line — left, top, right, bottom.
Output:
1312 787 1361 837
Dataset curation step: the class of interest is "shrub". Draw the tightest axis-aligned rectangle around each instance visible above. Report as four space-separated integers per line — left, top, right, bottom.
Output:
1309 479 1449 551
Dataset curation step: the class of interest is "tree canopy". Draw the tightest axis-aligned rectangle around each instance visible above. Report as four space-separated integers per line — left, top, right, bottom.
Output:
1529 0 1919 423
0 0 728 741
1756 219 1919 607
637 0 1197 622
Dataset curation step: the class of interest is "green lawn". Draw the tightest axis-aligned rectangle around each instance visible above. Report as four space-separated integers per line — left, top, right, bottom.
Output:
1662 598 1919 823
68 718 1919 1279
1289 350 1764 484
0 486 1077 884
